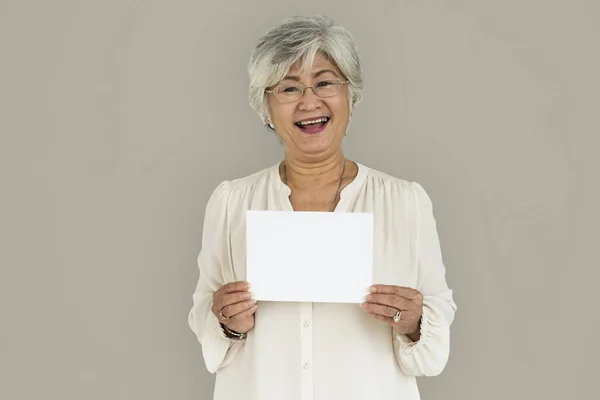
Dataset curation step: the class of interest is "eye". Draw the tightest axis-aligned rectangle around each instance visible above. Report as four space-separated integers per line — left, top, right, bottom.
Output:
279 85 302 93
315 80 337 88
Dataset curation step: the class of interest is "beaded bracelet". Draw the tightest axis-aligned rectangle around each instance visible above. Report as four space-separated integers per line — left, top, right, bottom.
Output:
219 323 247 340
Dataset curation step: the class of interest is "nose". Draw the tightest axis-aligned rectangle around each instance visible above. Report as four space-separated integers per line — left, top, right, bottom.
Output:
298 86 321 111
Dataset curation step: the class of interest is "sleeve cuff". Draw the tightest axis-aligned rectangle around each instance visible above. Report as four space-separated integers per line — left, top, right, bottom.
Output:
394 308 433 354
201 310 238 373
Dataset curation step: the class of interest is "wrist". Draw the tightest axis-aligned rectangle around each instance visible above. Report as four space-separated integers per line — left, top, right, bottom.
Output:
219 323 247 340
406 329 421 342
395 319 422 342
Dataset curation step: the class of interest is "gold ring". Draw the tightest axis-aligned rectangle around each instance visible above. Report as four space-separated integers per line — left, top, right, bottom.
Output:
219 309 231 321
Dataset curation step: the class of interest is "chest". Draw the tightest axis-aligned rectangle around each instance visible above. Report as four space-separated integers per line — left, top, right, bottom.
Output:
287 187 341 212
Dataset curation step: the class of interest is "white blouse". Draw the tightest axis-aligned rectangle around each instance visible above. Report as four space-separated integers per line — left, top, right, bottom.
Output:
188 162 457 400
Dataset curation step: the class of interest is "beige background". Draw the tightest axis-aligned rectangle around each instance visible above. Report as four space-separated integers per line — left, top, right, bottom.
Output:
1 0 598 399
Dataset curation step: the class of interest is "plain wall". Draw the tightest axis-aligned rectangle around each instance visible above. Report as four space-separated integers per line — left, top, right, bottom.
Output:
1 0 598 399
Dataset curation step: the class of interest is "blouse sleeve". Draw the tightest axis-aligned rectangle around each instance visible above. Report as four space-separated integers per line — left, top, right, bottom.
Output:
188 181 245 374
393 181 458 376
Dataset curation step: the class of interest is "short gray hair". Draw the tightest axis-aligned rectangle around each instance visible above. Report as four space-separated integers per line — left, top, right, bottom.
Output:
248 15 364 126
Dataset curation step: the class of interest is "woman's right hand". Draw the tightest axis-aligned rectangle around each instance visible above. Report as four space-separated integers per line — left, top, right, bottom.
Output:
211 281 257 334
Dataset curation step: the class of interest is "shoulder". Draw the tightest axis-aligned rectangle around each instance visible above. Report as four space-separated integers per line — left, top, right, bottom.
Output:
358 162 434 233
363 164 411 188
206 163 277 203
359 163 434 208
227 164 275 193
361 163 426 193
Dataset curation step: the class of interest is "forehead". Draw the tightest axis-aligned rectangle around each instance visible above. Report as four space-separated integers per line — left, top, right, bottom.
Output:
287 53 342 77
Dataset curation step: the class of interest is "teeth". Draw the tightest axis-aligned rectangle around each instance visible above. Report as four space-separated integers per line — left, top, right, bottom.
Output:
298 117 328 126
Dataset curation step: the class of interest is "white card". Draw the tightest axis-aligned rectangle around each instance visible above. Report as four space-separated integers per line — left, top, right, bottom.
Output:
245 210 374 303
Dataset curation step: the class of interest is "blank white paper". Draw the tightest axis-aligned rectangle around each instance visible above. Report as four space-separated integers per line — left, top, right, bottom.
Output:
245 210 374 303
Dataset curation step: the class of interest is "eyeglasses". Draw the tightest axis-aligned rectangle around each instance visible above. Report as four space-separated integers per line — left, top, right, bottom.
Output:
265 79 349 103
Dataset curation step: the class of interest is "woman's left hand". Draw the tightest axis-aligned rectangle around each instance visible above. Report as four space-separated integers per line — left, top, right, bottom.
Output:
361 285 423 341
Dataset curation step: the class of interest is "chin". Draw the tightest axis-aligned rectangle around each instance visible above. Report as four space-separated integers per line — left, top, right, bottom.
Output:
296 135 340 156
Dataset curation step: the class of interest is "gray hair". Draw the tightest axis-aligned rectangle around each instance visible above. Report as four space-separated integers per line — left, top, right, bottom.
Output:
248 15 364 126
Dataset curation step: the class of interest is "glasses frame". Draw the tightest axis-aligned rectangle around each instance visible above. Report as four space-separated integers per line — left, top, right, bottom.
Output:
265 79 350 103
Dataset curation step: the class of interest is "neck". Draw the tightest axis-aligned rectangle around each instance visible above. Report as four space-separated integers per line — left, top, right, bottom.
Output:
282 153 346 189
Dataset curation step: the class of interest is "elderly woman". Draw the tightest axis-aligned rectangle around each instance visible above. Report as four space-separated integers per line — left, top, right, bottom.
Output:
188 15 457 400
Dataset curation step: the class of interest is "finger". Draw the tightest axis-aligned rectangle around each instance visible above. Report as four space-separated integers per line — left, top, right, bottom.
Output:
366 311 416 335
214 290 253 310
365 311 395 326
221 299 258 319
229 303 258 321
361 301 398 319
217 281 251 295
366 293 412 310
370 285 421 300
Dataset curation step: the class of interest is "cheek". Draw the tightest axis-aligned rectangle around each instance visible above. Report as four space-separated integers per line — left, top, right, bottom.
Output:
330 97 350 116
271 106 296 125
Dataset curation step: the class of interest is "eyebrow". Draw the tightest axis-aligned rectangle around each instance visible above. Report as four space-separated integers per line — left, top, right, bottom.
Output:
282 69 340 81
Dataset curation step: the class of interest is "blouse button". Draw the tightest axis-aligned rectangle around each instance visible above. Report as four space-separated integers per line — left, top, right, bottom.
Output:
303 362 311 370
303 321 309 328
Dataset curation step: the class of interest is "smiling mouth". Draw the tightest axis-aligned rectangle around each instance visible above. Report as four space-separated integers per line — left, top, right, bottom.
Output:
295 117 330 134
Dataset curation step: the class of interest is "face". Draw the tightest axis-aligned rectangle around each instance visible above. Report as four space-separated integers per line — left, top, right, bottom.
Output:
266 53 350 161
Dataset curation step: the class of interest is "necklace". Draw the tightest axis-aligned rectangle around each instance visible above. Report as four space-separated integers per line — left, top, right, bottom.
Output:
283 160 347 212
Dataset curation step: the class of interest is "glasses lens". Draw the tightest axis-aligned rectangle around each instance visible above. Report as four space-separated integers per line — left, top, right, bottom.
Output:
275 84 303 102
271 79 345 102
314 80 342 98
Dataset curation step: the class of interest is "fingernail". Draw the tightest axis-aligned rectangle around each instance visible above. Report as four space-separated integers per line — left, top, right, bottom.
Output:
360 302 367 309
370 286 377 293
